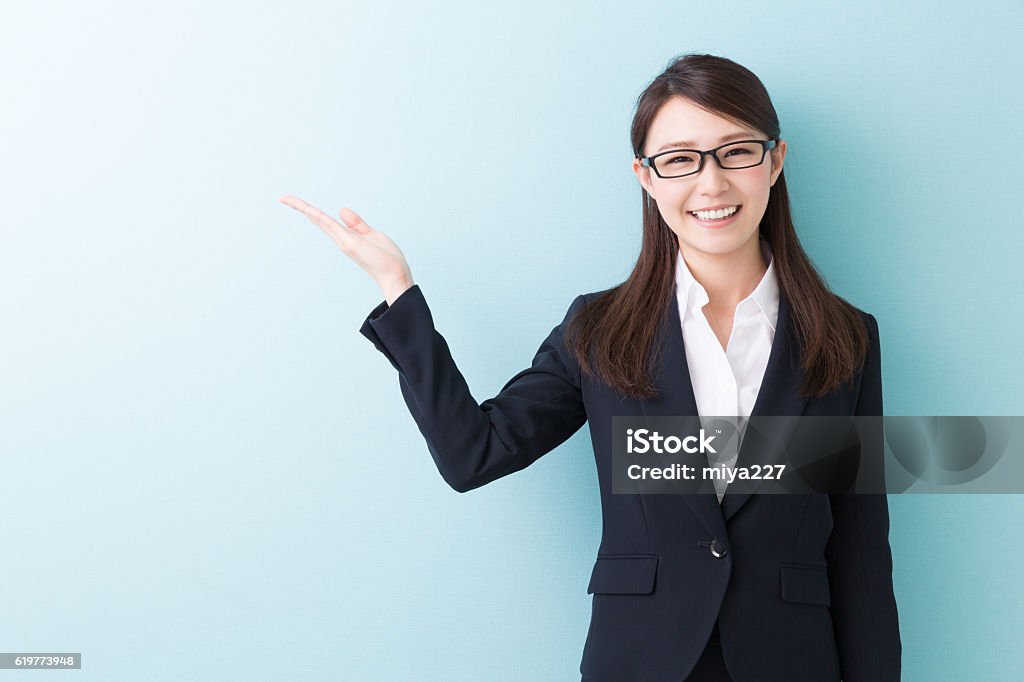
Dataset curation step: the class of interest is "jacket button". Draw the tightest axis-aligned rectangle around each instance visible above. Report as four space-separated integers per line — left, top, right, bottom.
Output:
710 539 727 558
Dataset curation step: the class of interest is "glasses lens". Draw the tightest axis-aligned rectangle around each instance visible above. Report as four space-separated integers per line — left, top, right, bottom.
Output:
717 141 766 169
653 150 701 177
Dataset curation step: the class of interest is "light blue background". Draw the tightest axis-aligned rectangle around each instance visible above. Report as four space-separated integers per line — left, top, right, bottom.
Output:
2 1 1022 680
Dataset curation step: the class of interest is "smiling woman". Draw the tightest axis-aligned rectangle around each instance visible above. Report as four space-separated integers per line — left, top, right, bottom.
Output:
281 52 900 682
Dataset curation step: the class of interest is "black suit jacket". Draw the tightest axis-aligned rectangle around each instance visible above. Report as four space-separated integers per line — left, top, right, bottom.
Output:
359 284 901 682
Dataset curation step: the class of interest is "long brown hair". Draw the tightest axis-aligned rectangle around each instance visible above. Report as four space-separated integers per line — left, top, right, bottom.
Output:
565 53 869 401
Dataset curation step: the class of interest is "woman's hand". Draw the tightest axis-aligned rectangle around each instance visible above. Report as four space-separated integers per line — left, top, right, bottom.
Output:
279 194 414 305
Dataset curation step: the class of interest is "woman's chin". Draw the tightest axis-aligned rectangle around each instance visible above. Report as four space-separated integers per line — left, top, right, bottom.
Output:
673 228 759 256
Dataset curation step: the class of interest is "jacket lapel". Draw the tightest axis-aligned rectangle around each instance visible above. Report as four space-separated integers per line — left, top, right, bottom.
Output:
720 287 809 520
639 286 725 541
639 282 809 534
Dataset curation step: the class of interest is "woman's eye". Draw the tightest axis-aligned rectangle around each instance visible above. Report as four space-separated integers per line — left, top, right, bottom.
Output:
666 155 694 164
724 148 750 157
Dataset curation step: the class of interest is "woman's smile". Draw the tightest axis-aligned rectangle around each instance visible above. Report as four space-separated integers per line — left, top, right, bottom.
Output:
688 204 742 228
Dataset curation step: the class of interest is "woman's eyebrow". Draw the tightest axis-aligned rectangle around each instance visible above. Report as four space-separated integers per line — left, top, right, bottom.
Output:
655 131 754 152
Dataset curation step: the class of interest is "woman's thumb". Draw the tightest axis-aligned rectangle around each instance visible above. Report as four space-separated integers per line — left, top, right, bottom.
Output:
338 207 372 234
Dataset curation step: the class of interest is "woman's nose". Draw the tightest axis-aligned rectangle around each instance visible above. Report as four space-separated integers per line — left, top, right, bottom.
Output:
695 155 730 192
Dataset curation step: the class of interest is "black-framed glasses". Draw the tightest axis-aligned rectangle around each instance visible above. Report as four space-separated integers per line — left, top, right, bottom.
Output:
638 139 778 179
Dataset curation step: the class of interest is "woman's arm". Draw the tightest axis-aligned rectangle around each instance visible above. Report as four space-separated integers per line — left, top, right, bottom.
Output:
359 285 589 492
825 312 902 681
279 195 587 491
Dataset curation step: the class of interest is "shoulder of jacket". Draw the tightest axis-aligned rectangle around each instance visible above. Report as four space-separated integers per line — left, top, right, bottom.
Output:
578 286 618 304
846 301 878 329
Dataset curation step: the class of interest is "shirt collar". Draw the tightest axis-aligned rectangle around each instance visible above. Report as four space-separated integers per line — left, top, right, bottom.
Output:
674 239 779 332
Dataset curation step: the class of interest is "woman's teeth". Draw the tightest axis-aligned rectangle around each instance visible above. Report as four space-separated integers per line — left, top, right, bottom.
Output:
690 205 739 220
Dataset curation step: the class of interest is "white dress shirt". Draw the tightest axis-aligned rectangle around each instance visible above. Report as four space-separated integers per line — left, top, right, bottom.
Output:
674 239 779 502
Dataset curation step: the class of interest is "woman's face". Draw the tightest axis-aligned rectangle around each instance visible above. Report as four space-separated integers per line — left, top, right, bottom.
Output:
632 96 787 259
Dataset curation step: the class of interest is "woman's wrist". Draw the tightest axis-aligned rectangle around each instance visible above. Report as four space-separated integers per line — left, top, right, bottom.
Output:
382 277 414 306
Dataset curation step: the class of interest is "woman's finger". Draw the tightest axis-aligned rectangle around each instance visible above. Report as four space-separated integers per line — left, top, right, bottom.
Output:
279 194 356 246
338 207 372 235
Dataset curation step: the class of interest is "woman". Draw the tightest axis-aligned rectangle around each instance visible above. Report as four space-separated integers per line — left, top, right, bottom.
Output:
281 53 901 682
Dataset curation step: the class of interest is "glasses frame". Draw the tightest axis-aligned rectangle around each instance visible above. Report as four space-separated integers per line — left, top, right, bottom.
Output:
638 138 779 179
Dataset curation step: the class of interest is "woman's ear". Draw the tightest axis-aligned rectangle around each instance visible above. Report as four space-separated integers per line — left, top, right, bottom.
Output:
632 157 656 198
769 139 787 187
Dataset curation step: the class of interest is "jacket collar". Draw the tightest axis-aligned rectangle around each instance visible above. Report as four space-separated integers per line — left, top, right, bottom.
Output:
639 280 810 537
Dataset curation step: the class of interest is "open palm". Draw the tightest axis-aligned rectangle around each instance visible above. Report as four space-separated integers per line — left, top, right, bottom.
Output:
279 194 414 304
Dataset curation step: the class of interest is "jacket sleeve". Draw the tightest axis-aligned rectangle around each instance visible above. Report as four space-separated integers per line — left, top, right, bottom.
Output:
358 284 589 493
825 312 902 681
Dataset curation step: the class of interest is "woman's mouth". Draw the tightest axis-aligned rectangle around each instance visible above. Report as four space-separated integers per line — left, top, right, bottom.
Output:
688 204 742 228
